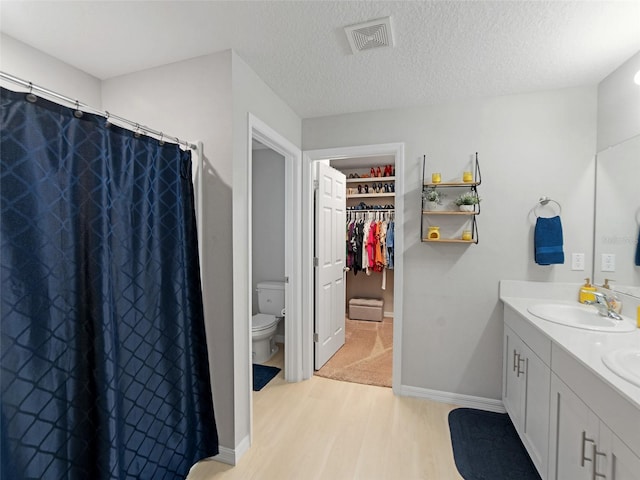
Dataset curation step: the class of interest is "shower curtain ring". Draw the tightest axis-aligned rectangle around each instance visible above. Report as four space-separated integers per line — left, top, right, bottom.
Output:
158 132 165 146
73 100 83 118
25 82 37 103
134 123 141 138
105 111 112 128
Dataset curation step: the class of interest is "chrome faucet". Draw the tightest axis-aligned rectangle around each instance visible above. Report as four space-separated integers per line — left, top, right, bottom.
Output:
583 290 623 321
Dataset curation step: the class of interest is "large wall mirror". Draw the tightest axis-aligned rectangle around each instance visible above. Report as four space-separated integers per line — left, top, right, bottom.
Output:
593 134 640 298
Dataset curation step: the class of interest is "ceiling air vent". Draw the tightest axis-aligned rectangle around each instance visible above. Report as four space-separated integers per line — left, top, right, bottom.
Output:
344 16 394 54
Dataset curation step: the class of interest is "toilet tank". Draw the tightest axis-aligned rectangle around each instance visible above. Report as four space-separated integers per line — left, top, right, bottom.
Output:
256 281 285 315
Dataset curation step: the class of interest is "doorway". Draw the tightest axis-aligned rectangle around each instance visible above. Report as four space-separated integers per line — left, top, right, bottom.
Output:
251 139 286 371
302 143 405 394
315 155 396 388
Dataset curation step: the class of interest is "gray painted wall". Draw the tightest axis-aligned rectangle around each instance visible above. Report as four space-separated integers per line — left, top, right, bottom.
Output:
303 87 597 400
230 51 301 447
0 34 101 105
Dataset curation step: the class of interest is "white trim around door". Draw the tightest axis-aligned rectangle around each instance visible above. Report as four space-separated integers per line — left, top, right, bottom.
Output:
247 114 303 445
302 143 405 394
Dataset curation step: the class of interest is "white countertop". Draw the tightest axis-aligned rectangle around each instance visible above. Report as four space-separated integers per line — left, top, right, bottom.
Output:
500 281 640 408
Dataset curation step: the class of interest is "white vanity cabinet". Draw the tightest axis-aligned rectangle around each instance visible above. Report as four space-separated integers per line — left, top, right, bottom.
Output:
550 373 640 480
503 306 551 478
500 282 640 480
548 343 640 480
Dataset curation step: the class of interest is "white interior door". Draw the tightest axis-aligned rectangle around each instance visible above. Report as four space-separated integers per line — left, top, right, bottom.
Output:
314 162 346 369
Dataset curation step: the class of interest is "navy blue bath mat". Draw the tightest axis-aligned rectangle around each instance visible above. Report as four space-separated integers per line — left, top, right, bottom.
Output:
448 408 541 480
253 364 281 391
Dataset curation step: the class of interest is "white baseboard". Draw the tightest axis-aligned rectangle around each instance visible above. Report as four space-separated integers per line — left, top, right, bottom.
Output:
211 434 250 466
384 311 394 318
398 385 505 413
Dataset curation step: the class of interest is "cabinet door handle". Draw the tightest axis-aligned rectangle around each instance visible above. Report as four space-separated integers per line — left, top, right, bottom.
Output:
581 431 595 467
592 444 607 480
512 350 519 372
517 356 526 377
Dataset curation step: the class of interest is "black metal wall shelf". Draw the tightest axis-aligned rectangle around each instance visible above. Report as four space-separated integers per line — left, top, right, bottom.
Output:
421 153 481 244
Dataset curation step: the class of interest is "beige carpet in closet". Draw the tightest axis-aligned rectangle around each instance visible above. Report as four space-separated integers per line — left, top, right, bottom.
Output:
314 316 393 387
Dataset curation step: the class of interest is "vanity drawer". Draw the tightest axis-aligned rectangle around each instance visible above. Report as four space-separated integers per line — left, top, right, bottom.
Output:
504 304 551 367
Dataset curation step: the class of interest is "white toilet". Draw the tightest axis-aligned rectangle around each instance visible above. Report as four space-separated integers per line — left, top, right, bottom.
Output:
252 281 285 363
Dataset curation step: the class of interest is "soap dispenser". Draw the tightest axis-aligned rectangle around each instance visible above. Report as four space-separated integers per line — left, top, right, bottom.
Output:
602 278 623 314
579 278 596 304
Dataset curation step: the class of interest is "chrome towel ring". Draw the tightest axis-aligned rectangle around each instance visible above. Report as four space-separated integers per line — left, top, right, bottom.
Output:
534 196 562 217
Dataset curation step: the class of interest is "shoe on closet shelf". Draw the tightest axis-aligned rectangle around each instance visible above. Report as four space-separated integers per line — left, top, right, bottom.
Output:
376 166 382 177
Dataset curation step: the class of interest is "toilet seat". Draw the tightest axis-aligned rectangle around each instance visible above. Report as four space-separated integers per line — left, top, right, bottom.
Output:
252 313 277 332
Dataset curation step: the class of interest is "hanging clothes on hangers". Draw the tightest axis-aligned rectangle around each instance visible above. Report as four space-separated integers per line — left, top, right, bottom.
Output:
345 211 394 280
387 219 394 270
346 216 355 272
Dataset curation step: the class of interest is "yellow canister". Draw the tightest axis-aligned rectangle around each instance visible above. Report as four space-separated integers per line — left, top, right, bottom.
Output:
463 171 473 183
431 173 441 184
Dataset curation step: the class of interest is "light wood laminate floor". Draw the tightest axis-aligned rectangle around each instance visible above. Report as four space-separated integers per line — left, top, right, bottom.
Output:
187 346 463 480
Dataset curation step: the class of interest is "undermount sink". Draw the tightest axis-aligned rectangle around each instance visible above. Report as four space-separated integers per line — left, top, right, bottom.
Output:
602 349 640 388
527 303 636 332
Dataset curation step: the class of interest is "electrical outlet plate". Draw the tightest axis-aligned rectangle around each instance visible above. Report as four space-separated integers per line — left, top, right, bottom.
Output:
601 253 616 272
571 253 585 271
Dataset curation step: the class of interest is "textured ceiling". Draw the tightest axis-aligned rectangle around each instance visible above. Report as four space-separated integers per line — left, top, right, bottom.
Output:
1 1 639 118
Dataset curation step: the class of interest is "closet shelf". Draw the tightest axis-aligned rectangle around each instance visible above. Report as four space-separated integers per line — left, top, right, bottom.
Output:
348 192 395 198
346 176 395 183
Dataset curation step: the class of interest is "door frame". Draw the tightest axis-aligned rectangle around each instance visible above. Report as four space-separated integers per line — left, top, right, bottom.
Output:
302 143 405 393
246 114 303 446
248 114 303 384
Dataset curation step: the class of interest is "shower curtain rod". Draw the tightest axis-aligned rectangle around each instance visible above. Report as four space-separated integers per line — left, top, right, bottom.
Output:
0 71 197 150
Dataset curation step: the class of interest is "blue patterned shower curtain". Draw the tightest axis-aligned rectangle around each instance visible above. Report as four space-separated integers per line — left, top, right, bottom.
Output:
1 87 218 479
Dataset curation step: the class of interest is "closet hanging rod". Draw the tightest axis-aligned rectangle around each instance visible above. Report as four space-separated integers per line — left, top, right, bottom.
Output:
347 208 395 212
0 71 196 150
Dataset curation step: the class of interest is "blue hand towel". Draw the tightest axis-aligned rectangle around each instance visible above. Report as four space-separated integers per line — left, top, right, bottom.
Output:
534 216 565 265
636 226 640 267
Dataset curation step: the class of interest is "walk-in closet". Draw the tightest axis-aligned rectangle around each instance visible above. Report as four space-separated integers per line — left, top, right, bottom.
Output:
314 155 395 388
